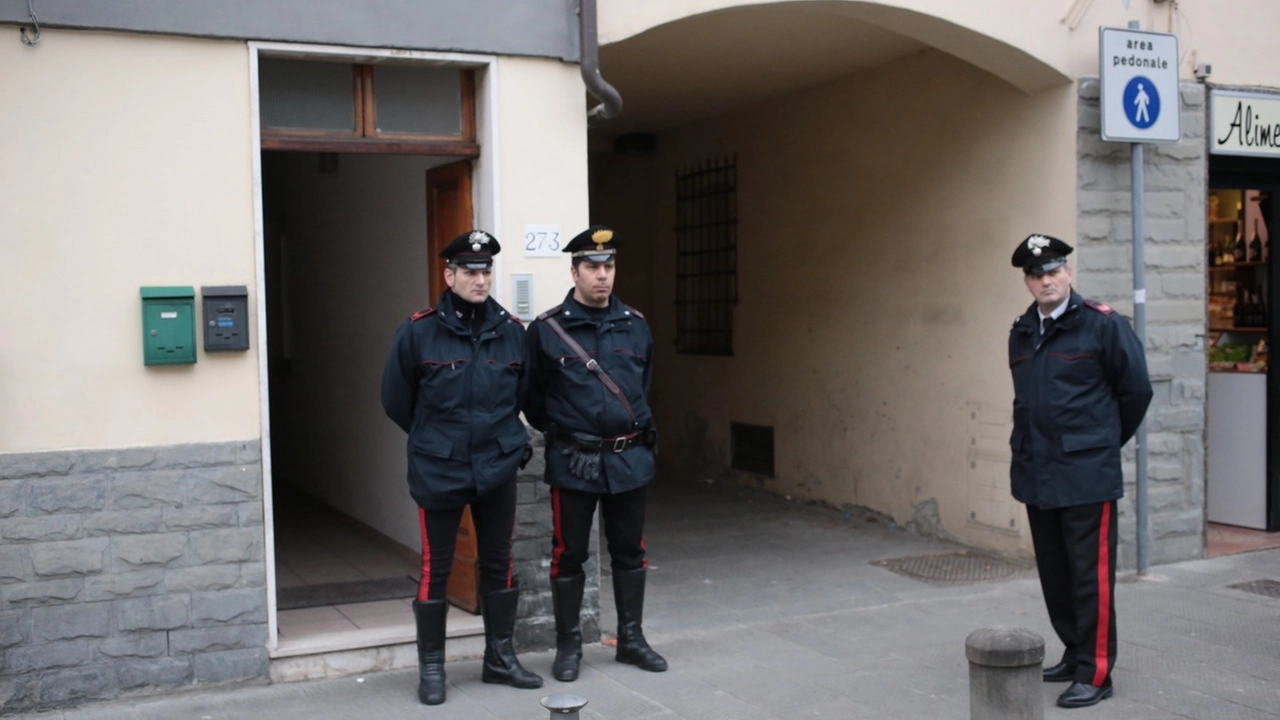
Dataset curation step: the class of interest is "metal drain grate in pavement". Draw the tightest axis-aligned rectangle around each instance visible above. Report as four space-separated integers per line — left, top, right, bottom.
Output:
1226 579 1280 598
872 551 1035 586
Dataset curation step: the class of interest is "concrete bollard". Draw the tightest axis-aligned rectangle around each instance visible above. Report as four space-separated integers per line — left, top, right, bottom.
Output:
965 627 1045 720
541 693 588 719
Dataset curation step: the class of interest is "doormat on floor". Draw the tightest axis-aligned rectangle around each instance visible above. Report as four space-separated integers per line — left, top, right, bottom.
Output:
278 575 419 610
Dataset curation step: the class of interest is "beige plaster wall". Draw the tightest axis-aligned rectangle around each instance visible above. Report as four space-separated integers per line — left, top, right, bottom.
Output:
595 49 1077 555
601 0 1280 91
492 57 592 315
0 30 259 453
1063 1 1280 88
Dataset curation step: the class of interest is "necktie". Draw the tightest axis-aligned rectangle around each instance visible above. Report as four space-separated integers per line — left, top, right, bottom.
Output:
1042 316 1056 336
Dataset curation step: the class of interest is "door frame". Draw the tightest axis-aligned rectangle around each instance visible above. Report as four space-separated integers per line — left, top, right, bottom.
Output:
427 160 477 299
248 41 502 654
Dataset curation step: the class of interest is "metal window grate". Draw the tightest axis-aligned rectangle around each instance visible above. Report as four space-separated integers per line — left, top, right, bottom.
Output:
731 422 774 477
675 156 737 355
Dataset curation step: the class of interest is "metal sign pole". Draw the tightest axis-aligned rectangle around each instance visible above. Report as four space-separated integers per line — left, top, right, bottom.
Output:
1132 140 1150 574
1127 20 1151 575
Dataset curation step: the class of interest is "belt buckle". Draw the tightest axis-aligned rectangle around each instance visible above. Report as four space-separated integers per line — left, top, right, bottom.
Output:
612 436 627 453
586 358 600 374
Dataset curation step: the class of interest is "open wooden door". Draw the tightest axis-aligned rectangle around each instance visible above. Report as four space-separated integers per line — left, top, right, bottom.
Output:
425 160 483 613
426 160 474 300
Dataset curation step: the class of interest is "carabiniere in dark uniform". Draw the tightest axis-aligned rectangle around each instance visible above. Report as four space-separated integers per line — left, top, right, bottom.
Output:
524 225 667 683
381 229 542 706
1007 232 1152 710
526 298 656 496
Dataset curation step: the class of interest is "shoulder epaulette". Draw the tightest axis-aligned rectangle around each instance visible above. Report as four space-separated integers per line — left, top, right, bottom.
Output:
623 304 645 320
410 307 436 322
535 305 564 322
1082 298 1115 316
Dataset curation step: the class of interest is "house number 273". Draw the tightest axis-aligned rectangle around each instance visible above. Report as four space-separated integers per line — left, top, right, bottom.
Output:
523 224 562 257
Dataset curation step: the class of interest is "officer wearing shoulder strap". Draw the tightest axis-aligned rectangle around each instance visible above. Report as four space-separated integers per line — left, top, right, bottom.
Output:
524 225 667 682
380 230 541 705
1007 233 1152 709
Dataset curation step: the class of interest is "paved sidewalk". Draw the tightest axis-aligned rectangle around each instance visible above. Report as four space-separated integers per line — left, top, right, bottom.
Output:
17 481 1280 719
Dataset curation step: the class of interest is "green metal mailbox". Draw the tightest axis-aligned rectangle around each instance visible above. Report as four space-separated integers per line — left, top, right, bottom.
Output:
140 286 197 365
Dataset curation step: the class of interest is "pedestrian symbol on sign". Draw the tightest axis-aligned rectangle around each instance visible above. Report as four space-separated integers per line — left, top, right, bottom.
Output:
1123 76 1160 129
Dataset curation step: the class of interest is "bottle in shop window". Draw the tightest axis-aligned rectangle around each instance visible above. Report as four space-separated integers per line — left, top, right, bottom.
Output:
1232 284 1244 327
1245 288 1259 327
1248 219 1263 263
1234 219 1247 265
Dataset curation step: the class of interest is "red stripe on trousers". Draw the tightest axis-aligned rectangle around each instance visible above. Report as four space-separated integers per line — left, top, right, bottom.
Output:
550 487 564 578
1092 502 1113 686
417 508 432 601
640 535 648 568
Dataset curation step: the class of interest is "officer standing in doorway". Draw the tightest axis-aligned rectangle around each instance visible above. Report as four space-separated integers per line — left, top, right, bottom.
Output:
1007 234 1152 709
381 230 542 706
524 225 668 682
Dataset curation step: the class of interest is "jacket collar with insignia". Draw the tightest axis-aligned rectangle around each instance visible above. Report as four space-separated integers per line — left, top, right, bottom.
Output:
556 289 635 326
435 290 513 336
1014 289 1084 333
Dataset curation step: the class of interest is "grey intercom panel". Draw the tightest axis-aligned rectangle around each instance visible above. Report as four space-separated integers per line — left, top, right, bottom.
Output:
201 285 250 352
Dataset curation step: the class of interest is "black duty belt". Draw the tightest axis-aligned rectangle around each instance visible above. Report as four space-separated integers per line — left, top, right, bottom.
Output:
547 426 657 454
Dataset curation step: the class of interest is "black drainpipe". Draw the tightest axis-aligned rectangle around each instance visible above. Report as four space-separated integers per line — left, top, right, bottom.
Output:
579 0 622 121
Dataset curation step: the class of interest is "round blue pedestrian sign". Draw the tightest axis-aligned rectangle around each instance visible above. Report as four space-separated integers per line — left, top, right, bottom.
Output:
1122 76 1160 129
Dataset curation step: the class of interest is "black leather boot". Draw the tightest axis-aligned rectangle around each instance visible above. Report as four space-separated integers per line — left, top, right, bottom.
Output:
412 599 448 705
613 568 667 672
551 573 586 681
480 588 544 689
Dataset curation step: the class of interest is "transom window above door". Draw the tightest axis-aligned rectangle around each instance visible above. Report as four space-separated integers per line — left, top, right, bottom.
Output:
258 58 476 153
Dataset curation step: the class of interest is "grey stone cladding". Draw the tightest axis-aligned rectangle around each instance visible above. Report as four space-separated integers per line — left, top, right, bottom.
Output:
0 441 268 714
512 430 601 652
1076 79 1208 567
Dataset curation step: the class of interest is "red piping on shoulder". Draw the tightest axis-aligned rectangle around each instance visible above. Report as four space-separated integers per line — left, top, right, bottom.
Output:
410 307 437 322
536 306 564 322
1083 299 1114 316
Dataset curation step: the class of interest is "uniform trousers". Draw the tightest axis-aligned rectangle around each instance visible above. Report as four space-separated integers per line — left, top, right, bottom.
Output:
550 485 647 578
416 478 517 601
1026 500 1118 686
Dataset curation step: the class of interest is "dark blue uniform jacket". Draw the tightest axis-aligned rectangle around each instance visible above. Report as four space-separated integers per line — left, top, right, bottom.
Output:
381 291 529 511
524 291 655 495
1008 290 1153 509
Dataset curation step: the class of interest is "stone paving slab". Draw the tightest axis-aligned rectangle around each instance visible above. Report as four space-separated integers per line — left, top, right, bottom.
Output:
14 482 1280 720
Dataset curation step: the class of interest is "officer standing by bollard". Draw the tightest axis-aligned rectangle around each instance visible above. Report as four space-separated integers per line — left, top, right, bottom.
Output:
524 225 668 682
1007 234 1152 709
381 230 543 705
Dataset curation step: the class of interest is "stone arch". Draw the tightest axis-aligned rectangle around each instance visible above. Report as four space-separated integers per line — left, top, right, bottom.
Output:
600 0 1071 94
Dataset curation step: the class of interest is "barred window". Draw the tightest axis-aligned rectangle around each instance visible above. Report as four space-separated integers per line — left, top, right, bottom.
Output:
675 155 737 355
